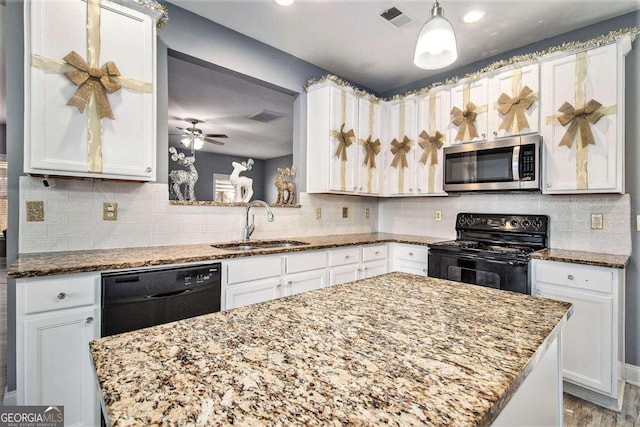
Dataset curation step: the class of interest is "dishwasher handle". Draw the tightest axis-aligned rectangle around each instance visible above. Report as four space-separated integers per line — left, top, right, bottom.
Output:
145 288 192 299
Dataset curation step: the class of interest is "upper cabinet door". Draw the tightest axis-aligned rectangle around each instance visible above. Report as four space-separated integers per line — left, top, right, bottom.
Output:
449 78 489 144
415 89 449 195
25 0 157 181
541 41 630 194
385 97 417 195
489 64 540 139
357 98 383 195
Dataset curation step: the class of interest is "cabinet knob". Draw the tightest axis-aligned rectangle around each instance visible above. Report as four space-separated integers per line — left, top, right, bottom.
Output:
360 187 364 191
409 188 413 193
547 183 552 188
146 167 152 173
57 292 66 300
353 186 358 190
422 269 427 274
567 274 574 280
417 188 422 193
375 251 380 255
409 252 414 256
493 131 498 137
287 280 293 285
481 133 486 139
345 255 350 259
86 317 94 324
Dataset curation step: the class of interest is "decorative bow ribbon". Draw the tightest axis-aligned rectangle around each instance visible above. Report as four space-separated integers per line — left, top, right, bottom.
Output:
557 99 604 149
418 130 444 165
390 136 412 169
334 123 355 161
451 102 480 142
63 51 121 120
363 135 381 169
496 85 536 132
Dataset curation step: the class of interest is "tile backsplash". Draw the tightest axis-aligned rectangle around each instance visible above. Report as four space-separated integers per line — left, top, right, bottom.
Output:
18 177 378 253
19 176 631 255
378 193 631 255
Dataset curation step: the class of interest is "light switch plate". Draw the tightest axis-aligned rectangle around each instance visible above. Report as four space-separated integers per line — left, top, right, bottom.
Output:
435 210 442 222
590 213 603 230
103 202 118 221
365 208 370 219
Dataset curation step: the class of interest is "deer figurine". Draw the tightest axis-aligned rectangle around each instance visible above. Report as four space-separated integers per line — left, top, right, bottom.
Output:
169 147 198 201
230 158 254 203
275 166 296 205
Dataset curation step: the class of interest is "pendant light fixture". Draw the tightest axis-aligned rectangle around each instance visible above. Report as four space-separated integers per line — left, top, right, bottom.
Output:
413 0 458 70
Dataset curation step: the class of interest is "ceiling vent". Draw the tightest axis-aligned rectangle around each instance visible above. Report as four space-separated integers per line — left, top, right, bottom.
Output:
248 109 286 123
379 6 413 28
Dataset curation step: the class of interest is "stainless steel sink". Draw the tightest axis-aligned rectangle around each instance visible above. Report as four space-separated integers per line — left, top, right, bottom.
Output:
212 240 309 251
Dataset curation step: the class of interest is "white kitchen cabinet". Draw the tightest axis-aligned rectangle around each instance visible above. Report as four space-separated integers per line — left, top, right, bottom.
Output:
488 64 540 138
17 273 101 427
284 251 328 296
540 39 631 194
223 255 283 310
390 244 428 276
25 0 157 181
361 244 389 278
306 82 361 194
415 88 449 195
330 245 388 285
531 259 625 410
449 78 489 144
356 97 384 195
385 96 417 195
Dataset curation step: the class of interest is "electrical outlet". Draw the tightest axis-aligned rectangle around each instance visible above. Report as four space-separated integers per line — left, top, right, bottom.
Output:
103 202 118 221
637 214 640 232
365 208 370 219
435 210 442 222
315 208 322 219
26 201 44 222
342 207 349 218
590 213 603 230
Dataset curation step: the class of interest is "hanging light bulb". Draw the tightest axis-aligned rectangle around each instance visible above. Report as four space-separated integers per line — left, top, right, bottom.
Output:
193 135 205 150
413 1 457 70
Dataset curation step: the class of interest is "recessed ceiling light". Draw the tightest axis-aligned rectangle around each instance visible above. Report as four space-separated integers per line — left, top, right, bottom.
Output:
274 0 294 6
462 9 486 24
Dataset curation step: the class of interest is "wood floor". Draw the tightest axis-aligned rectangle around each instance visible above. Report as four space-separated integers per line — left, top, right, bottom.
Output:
564 383 640 426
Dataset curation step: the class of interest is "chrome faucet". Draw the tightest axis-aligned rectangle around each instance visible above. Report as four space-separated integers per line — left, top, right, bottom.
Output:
243 200 275 241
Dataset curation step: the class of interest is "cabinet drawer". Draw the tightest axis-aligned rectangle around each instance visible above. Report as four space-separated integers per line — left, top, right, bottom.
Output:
21 273 100 314
226 256 282 285
362 244 388 262
394 245 427 261
330 247 361 266
534 261 613 294
286 251 328 274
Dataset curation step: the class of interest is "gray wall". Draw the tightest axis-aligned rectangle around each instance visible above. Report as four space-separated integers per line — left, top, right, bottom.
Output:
383 11 640 368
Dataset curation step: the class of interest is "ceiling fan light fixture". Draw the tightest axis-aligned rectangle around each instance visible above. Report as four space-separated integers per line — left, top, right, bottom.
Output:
193 136 205 150
181 136 192 147
413 1 458 70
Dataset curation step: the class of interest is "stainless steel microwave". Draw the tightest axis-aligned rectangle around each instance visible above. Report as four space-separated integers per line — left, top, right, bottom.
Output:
443 135 541 192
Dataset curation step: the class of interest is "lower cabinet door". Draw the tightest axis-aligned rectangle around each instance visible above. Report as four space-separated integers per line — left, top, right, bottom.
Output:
285 270 327 296
361 259 388 279
330 264 361 286
23 307 100 427
224 277 282 310
536 283 614 394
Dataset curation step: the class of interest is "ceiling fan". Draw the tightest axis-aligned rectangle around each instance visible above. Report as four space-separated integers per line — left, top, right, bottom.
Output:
171 118 228 150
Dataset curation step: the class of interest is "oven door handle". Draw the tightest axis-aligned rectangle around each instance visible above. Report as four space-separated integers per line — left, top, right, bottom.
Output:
512 145 520 181
431 251 528 267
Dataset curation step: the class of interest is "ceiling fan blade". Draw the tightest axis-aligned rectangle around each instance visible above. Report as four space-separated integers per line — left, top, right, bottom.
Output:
204 134 228 138
204 137 225 145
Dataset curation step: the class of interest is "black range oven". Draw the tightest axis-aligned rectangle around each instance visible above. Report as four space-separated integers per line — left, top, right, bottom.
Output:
428 213 549 294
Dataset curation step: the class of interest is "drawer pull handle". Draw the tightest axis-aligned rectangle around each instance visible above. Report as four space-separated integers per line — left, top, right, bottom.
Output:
345 255 350 259
375 251 380 255
409 252 414 256
86 317 94 324
146 167 152 173
57 292 66 300
568 275 574 280
422 269 427 274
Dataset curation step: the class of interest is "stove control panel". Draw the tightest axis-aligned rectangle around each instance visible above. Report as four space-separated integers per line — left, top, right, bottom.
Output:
456 213 548 233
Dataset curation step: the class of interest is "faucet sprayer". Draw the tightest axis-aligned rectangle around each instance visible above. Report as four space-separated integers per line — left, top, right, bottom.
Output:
243 200 275 241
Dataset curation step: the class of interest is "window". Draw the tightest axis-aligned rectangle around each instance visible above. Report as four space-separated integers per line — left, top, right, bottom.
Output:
213 173 235 203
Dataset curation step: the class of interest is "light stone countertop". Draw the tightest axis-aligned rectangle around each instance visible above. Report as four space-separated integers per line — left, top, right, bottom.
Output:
8 232 629 279
90 272 572 426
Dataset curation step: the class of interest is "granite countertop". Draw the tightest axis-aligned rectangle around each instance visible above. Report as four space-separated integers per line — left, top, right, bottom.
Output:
91 272 572 426
530 248 629 269
7 233 445 279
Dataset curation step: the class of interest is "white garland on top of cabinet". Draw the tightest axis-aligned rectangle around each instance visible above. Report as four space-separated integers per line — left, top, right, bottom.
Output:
304 27 638 100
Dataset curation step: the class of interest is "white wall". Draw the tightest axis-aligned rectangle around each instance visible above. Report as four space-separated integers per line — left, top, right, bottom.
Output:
378 193 631 255
18 177 377 253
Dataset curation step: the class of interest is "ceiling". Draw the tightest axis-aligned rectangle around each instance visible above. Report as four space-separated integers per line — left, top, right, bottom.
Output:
168 53 294 159
169 0 640 94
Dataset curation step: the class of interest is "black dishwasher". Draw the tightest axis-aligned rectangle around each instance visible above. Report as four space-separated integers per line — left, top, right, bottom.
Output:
101 263 221 337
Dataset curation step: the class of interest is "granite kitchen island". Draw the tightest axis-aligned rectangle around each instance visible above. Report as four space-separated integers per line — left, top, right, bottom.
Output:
90 272 572 426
